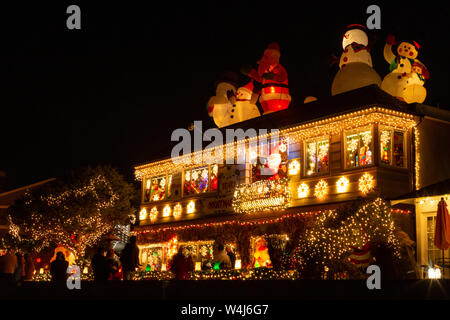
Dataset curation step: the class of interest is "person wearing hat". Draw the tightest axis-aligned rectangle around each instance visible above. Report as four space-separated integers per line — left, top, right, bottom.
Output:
242 42 291 114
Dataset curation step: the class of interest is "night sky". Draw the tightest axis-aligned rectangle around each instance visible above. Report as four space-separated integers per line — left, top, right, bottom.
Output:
1 2 448 189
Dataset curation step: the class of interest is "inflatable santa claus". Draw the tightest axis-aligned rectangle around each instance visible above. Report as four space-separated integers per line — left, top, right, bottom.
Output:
245 42 291 114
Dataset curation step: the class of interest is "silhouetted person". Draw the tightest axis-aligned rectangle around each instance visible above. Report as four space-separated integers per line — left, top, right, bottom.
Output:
120 235 140 280
170 247 194 280
0 249 18 285
106 249 122 280
23 253 35 281
92 247 111 282
14 252 25 283
214 244 231 269
226 246 236 269
50 251 69 283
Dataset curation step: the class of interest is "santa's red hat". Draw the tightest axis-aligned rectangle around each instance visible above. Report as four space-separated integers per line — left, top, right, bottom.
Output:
239 81 254 95
266 42 280 53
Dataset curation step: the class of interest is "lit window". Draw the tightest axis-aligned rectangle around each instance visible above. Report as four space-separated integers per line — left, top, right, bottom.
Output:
184 165 218 196
379 126 406 167
149 176 167 201
345 126 373 169
305 138 329 175
251 137 289 182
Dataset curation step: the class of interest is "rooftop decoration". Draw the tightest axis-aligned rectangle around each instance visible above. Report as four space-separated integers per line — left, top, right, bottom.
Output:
381 34 429 103
242 42 291 114
232 178 291 214
332 24 381 95
207 71 239 128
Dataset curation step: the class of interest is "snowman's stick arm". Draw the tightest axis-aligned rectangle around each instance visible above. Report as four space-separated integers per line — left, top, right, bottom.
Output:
383 43 395 64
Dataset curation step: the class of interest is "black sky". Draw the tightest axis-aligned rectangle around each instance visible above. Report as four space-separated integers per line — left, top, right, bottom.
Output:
1 2 449 189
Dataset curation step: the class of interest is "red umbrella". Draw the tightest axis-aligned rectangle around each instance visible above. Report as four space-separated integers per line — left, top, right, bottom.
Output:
434 198 450 250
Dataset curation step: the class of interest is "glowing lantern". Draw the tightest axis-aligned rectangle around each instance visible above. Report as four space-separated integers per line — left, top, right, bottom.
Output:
234 259 242 270
297 182 309 198
173 203 182 219
39 268 44 274
195 262 202 271
314 180 328 199
288 160 300 176
83 267 88 274
139 208 147 220
161 263 167 271
163 205 171 217
359 173 375 194
150 206 158 222
187 201 195 214
336 177 350 193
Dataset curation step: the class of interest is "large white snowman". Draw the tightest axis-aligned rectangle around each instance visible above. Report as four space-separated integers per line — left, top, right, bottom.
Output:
331 24 381 96
380 35 429 103
208 77 261 128
207 78 237 128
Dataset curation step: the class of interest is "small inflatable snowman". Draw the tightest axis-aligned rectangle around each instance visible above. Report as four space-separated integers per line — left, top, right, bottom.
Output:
380 35 429 103
231 80 261 123
207 72 238 128
331 24 381 96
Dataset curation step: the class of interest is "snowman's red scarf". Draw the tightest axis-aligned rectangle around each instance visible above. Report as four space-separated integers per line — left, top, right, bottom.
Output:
349 42 368 53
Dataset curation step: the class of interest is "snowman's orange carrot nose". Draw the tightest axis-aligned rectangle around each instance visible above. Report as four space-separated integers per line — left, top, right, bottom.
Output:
344 34 349 39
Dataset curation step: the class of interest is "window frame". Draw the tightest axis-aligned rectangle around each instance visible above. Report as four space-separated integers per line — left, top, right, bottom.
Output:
182 164 219 197
378 125 407 169
343 125 374 170
303 136 330 177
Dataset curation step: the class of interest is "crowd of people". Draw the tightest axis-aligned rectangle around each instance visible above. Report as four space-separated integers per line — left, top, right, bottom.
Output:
1 239 239 284
0 249 36 285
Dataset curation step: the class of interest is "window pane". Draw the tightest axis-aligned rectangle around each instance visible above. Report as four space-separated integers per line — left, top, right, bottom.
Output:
317 140 329 173
306 141 316 175
144 178 152 202
150 176 167 201
393 131 405 167
210 164 218 191
358 130 373 166
380 129 392 165
346 133 359 168
184 167 209 195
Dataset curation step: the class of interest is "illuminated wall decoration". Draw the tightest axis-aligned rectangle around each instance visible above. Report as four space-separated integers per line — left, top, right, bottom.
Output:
144 179 151 202
139 208 147 221
232 178 290 214
314 180 328 199
173 203 182 219
150 207 158 222
135 109 416 181
163 205 171 217
336 177 350 193
345 126 373 169
288 159 300 176
305 138 329 175
297 182 309 198
187 201 195 214
359 172 375 194
184 166 210 196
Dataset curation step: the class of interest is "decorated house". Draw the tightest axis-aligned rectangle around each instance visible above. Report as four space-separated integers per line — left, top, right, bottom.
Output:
134 39 450 280
134 84 450 279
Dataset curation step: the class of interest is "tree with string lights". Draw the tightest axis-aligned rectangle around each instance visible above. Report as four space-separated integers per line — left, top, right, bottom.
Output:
7 166 137 259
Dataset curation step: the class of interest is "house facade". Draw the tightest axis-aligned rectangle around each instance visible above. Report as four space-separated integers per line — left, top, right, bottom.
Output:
134 85 450 278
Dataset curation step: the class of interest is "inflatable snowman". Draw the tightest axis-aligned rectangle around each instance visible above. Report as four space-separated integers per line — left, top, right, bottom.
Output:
231 81 261 122
331 24 381 96
381 35 429 103
207 72 238 128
